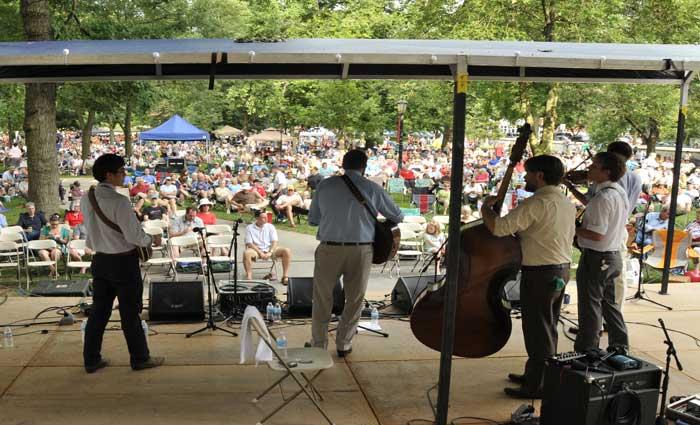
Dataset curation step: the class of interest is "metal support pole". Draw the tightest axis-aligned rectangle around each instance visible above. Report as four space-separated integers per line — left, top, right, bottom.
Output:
396 116 404 177
661 71 694 294
435 56 468 425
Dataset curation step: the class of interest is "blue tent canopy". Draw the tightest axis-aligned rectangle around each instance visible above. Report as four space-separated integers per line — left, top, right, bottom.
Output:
139 114 209 142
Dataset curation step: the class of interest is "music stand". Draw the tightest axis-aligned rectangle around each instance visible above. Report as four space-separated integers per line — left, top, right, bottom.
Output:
626 197 672 310
186 228 238 338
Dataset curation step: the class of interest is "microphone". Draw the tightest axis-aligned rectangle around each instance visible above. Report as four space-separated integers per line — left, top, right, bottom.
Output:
585 147 593 158
192 227 204 233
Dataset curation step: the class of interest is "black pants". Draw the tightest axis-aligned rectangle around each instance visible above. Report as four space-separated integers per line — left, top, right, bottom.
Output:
83 253 149 368
519 266 569 392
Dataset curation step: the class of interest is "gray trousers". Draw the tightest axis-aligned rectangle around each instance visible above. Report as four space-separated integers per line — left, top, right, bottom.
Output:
311 244 373 351
574 249 629 352
519 266 569 392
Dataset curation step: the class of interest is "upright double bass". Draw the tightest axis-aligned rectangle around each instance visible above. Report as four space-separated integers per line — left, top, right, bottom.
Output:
410 124 531 358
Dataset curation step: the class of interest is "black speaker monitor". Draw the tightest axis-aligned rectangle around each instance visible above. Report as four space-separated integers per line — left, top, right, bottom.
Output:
149 281 205 321
287 277 344 317
30 280 92 297
391 274 444 314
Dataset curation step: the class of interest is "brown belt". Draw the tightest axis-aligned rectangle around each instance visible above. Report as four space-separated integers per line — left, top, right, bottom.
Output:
95 249 138 257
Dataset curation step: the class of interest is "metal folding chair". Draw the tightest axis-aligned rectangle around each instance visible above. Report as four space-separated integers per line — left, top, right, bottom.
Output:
0 241 22 288
65 239 92 279
241 306 336 425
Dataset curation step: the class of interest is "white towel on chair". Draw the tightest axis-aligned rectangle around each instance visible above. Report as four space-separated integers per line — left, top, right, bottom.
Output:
239 306 274 365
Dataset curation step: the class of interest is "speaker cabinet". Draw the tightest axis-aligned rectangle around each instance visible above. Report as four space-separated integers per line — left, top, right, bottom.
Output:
391 275 444 314
541 358 661 425
287 277 344 317
149 281 205 321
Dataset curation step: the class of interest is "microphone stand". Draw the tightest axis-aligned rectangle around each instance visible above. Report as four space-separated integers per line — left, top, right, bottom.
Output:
186 229 238 338
656 318 682 425
226 220 243 319
626 197 672 310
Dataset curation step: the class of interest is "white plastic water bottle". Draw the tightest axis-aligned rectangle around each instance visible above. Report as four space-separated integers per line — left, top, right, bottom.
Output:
274 303 282 322
3 327 14 348
371 307 379 327
276 332 288 359
81 319 88 344
141 320 149 344
266 302 274 322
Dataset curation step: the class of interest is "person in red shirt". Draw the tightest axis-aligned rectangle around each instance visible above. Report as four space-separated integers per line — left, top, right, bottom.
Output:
129 177 150 198
64 200 84 227
195 198 217 225
253 179 267 198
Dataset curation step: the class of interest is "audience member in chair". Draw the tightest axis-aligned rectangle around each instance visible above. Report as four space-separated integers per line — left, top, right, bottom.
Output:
39 213 70 278
633 205 670 248
168 207 204 259
70 223 94 274
273 186 303 227
64 200 84 228
231 182 268 212
18 201 46 241
196 198 217 225
423 220 446 269
243 210 292 284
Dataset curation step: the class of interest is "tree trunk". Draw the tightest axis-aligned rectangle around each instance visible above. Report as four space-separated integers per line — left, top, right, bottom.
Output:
243 111 249 136
81 110 94 161
645 119 660 156
21 0 60 215
442 125 452 150
124 94 133 158
538 83 560 155
518 83 539 154
108 123 115 145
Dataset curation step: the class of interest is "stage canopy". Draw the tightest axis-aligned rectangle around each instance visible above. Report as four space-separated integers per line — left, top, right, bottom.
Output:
1 38 700 84
139 114 209 142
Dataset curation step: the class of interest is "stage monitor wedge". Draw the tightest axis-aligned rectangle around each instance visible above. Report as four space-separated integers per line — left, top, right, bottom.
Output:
391 275 444 314
286 277 344 317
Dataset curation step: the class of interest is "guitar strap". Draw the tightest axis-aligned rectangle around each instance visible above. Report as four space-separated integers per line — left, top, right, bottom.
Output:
341 174 379 223
88 186 125 234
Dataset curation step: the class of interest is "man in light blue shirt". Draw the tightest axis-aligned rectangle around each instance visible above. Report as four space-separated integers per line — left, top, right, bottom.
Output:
309 149 403 356
635 205 670 247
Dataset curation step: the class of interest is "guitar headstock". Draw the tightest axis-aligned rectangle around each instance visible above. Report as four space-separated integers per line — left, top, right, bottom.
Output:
509 123 532 165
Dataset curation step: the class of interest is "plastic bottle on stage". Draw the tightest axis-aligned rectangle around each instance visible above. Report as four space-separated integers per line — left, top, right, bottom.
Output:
370 307 379 327
266 302 274 322
3 327 14 348
274 303 282 322
276 332 288 359
81 319 88 344
141 320 149 344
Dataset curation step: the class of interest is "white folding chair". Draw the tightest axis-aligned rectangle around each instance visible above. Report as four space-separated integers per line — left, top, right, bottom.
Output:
0 241 22 288
143 225 168 258
382 228 423 278
169 235 203 281
141 229 174 283
205 224 232 235
25 239 59 283
206 234 234 274
65 239 92 279
403 215 427 225
240 306 335 425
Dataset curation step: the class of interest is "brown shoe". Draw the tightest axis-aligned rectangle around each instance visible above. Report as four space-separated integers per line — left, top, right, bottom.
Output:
132 356 164 371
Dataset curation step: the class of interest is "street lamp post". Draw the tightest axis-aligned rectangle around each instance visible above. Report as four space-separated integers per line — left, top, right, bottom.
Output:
396 99 408 177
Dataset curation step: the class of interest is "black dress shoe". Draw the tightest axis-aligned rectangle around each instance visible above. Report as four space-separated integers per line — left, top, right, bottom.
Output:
336 348 352 358
131 356 164 371
85 359 108 374
504 386 543 399
507 373 526 384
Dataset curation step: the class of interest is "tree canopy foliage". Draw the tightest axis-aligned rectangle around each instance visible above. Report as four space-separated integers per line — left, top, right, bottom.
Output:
2 0 700 156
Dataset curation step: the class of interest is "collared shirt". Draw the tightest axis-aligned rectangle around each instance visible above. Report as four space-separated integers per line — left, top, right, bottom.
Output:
81 182 152 254
309 170 404 243
17 212 46 232
170 215 204 237
588 169 642 215
245 222 278 252
492 185 576 266
578 181 629 252
643 212 669 234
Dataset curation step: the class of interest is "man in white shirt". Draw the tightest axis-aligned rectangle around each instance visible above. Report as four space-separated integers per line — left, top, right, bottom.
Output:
168 207 204 258
81 154 163 373
273 186 304 227
243 210 292 284
159 176 178 212
574 152 630 353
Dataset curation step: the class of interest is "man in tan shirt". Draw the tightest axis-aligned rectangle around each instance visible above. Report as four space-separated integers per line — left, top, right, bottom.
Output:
481 155 576 399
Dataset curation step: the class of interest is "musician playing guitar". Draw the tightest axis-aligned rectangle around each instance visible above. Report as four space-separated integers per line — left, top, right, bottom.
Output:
308 150 403 357
481 155 576 399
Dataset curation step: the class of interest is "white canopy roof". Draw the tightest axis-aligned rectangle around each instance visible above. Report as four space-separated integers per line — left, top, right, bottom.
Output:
0 38 697 84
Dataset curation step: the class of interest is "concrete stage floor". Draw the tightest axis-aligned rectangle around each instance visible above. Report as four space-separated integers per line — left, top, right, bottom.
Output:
1 280 699 425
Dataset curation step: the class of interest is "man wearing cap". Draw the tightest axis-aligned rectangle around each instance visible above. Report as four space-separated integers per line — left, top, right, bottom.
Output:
243 210 292 283
17 202 46 241
81 153 163 373
232 182 268 212
274 186 303 228
309 149 403 357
